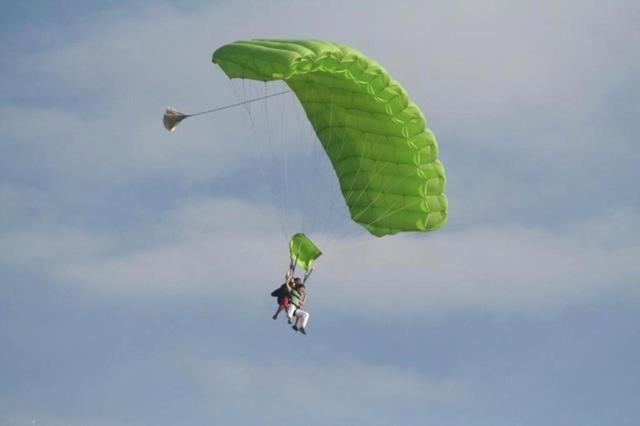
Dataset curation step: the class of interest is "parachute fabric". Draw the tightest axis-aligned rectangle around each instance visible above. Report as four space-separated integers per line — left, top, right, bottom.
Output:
289 233 322 272
212 39 447 237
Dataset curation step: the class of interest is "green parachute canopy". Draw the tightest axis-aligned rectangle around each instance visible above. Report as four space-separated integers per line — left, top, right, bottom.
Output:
289 233 322 271
212 39 447 237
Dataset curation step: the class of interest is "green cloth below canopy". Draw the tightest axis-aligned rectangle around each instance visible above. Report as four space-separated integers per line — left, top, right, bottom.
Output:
289 233 322 271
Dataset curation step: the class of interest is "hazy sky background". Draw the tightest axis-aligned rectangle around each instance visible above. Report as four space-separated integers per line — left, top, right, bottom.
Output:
1 1 639 425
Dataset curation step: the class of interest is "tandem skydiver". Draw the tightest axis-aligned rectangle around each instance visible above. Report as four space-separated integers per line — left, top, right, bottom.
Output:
270 269 310 335
286 275 309 335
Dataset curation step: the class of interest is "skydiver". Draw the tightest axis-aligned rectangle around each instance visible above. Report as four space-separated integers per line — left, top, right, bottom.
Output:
271 272 293 323
286 277 309 335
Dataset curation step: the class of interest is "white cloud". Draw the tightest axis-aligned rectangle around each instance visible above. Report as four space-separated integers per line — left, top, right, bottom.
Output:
3 0 637 249
200 356 466 424
6 0 638 189
2 3 639 426
3 195 636 318
320 224 640 317
44 198 288 303
0 227 113 272
0 343 466 426
2 0 639 318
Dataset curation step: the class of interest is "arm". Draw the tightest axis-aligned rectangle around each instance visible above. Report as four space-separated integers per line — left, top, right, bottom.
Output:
284 271 294 292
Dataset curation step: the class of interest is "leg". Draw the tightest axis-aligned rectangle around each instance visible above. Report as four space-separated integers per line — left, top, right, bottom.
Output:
298 309 309 329
293 309 309 335
286 304 297 321
290 307 302 331
282 299 291 323
272 304 283 319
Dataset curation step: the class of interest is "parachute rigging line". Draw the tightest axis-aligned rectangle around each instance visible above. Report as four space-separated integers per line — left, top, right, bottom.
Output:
163 89 292 132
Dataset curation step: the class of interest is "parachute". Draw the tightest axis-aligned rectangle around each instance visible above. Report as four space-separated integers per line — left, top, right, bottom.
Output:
289 233 322 272
212 39 447 237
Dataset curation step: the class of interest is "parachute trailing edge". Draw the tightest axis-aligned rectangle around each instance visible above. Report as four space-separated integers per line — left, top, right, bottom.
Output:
213 39 447 237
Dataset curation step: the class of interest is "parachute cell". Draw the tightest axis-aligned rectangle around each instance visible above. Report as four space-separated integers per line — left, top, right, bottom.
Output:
212 39 447 237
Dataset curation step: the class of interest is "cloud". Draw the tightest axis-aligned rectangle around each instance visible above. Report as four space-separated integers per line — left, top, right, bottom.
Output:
321 224 640 317
29 198 288 302
0 227 113 273
2 3 274 190
2 4 639 425
0 337 466 426
3 194 635 318
2 0 638 319
6 0 638 180
3 0 638 237
200 356 466 425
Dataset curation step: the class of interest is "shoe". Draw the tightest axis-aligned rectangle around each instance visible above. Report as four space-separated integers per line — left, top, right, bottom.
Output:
292 325 298 332
300 327 307 335
287 318 292 324
272 314 277 320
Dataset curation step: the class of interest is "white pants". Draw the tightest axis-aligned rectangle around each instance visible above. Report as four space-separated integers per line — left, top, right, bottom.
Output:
287 304 309 329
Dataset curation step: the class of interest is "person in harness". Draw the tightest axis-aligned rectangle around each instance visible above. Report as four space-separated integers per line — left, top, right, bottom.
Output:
286 276 309 335
271 272 293 322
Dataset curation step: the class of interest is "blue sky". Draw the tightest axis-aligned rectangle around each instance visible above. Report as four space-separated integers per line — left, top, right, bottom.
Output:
1 1 639 425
